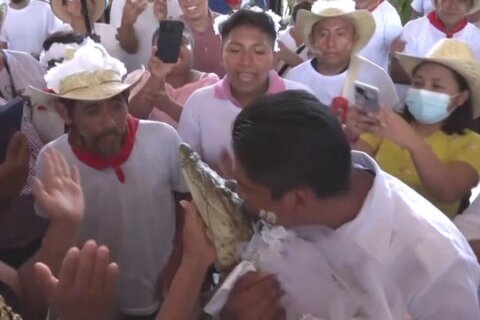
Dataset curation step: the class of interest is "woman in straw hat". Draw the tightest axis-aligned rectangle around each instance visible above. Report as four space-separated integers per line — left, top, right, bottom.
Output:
347 38 480 219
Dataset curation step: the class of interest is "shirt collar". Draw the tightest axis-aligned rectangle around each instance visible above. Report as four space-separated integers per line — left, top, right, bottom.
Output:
292 152 394 264
213 70 286 107
368 0 384 12
427 11 468 38
69 116 139 183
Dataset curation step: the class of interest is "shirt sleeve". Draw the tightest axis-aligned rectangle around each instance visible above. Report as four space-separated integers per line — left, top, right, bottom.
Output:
110 0 127 29
454 195 480 240
408 257 480 320
382 7 403 49
177 93 203 158
47 12 64 35
450 132 480 176
360 133 382 152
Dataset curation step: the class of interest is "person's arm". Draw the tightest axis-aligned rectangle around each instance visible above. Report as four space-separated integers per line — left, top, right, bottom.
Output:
18 148 84 320
0 132 29 212
277 41 304 69
129 53 183 121
370 109 480 202
117 0 147 54
156 201 215 320
388 36 411 85
408 258 480 320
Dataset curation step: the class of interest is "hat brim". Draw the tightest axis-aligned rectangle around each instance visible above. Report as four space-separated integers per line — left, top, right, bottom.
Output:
51 0 106 24
297 8 376 54
28 68 144 105
397 52 480 118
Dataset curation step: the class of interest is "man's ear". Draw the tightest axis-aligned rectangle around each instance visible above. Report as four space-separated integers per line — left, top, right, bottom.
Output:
55 101 73 125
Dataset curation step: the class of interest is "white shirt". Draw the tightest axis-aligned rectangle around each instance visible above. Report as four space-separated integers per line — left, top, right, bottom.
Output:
285 56 399 108
250 152 480 319
35 120 188 315
411 0 435 15
455 195 480 240
177 72 310 168
0 0 63 56
110 1 181 72
359 1 402 71
403 16 480 58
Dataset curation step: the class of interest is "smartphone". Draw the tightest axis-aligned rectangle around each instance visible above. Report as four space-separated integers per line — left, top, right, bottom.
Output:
0 97 24 163
354 81 380 113
156 20 185 63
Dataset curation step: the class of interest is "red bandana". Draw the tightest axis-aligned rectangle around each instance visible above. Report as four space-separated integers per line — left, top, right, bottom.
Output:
427 11 468 38
69 116 139 183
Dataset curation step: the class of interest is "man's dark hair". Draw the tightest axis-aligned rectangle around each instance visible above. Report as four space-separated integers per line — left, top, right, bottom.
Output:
220 9 277 45
402 62 474 135
292 1 312 23
232 90 352 200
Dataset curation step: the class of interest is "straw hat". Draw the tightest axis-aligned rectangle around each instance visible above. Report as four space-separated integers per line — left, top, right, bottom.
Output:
297 0 376 54
432 0 480 15
30 39 143 103
396 39 480 118
51 0 107 24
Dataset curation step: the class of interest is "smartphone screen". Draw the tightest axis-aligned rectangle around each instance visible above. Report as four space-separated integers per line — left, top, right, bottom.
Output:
354 81 380 113
156 20 185 64
0 97 24 162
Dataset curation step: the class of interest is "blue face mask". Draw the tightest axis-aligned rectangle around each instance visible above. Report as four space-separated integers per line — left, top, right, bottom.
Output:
405 88 455 125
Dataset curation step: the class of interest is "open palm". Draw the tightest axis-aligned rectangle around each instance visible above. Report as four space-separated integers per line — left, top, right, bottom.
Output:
33 149 84 224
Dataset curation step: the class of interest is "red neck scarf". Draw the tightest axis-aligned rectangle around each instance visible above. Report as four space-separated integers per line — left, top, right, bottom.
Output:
427 11 468 38
69 116 139 183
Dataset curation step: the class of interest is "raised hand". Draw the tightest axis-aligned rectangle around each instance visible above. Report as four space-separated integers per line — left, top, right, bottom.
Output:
122 0 148 26
34 240 119 320
33 148 84 225
0 131 29 205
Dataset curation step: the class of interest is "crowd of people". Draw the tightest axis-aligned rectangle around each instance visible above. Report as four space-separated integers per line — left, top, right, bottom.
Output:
1 0 480 318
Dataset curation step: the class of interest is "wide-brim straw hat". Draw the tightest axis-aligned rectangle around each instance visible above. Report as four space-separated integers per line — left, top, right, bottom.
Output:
432 0 480 15
30 39 144 104
396 38 480 118
297 0 376 54
51 0 107 24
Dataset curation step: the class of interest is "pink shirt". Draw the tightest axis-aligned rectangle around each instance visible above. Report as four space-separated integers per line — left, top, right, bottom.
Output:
137 71 219 127
181 12 225 77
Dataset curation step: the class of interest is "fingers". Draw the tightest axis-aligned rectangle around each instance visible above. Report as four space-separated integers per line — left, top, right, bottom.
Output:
103 263 119 305
34 262 58 304
89 245 110 296
73 240 98 294
57 246 81 292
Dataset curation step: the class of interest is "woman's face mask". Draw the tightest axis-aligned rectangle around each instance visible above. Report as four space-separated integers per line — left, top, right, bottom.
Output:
405 88 458 125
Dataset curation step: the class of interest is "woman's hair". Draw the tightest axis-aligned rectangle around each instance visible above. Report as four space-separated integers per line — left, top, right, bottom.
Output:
43 30 86 51
219 9 277 45
42 31 86 69
402 62 474 135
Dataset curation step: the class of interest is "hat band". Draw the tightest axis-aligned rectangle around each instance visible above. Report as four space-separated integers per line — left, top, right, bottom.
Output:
59 70 122 95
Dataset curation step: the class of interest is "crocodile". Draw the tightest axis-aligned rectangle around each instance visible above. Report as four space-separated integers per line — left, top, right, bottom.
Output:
178 143 254 273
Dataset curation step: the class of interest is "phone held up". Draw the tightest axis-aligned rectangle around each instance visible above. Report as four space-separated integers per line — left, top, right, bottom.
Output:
354 81 380 113
156 20 185 64
0 97 24 163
